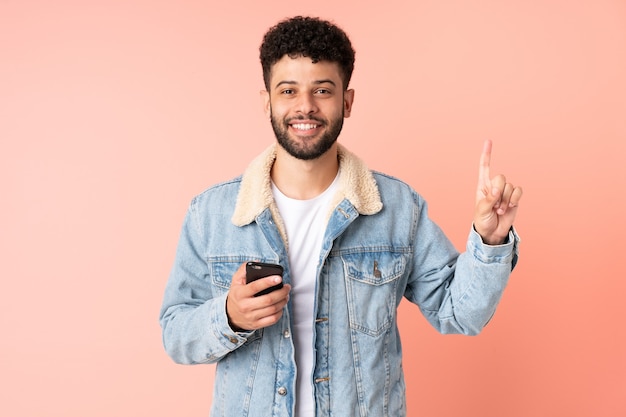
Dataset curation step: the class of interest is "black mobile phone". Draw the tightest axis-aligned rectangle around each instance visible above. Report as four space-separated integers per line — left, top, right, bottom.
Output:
245 261 284 296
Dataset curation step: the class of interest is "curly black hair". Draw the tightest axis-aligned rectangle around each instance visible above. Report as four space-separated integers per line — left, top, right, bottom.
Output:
260 16 355 90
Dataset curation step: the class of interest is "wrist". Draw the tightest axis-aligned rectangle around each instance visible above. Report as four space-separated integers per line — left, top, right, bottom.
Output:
225 295 250 332
473 224 507 245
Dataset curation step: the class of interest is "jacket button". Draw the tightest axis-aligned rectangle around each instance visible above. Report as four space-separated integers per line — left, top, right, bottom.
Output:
277 387 287 396
283 330 290 338
228 336 238 344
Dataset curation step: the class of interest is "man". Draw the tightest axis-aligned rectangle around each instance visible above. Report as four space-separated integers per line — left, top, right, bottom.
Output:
160 16 522 417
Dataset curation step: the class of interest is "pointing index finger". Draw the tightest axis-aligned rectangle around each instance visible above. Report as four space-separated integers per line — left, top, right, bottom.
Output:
476 139 495 199
479 139 493 185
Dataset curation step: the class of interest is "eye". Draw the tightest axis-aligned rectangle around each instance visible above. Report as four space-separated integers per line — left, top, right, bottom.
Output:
315 88 331 95
281 88 295 95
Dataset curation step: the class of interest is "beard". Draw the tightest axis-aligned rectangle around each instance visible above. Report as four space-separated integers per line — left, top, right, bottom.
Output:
270 110 344 161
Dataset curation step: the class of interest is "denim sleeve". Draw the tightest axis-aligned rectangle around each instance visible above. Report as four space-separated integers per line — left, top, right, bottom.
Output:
159 204 253 365
405 196 520 335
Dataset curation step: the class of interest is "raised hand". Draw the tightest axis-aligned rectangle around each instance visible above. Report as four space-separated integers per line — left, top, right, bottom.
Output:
473 140 523 245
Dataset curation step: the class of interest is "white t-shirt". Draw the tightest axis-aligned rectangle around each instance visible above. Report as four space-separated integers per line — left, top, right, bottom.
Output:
271 174 339 417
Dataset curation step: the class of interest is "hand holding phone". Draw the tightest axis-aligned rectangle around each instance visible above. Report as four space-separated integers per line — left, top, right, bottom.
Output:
225 262 289 332
245 262 284 296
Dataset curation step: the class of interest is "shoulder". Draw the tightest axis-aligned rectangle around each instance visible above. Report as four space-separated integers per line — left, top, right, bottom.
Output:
189 176 243 211
371 170 423 205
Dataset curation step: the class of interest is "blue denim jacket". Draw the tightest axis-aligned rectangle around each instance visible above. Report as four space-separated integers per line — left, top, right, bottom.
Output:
160 144 519 417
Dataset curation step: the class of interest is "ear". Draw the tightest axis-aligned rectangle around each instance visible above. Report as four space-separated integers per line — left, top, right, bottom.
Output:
343 89 355 118
260 90 271 119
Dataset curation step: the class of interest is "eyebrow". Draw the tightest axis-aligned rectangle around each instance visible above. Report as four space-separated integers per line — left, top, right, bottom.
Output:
273 79 337 89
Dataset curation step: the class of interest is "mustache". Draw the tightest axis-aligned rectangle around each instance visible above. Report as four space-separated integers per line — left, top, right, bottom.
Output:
285 115 326 125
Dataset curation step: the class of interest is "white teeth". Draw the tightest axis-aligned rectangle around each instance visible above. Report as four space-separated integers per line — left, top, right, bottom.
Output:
292 123 317 130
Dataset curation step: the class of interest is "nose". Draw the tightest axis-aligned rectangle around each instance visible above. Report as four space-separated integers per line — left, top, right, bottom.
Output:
295 92 318 115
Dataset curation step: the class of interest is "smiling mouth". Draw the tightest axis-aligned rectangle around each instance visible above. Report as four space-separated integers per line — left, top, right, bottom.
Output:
290 123 319 130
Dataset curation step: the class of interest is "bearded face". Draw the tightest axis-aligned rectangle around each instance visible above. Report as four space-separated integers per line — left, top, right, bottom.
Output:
270 110 344 161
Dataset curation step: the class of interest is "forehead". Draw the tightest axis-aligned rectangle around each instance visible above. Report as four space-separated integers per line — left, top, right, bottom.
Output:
269 55 344 89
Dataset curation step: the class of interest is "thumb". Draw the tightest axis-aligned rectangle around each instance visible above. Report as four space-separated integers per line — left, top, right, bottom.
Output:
476 185 501 217
484 175 506 210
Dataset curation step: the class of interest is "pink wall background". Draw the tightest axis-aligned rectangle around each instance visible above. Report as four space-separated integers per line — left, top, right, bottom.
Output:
2 1 625 416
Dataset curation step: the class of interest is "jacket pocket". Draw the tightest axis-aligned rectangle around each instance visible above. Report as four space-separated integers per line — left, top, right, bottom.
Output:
208 260 243 296
342 251 405 336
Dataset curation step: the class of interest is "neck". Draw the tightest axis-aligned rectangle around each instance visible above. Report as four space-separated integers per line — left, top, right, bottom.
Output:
271 144 339 200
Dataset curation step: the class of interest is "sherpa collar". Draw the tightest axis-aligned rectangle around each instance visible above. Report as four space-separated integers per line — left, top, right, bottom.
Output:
231 143 383 244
